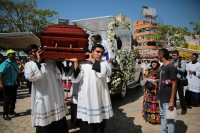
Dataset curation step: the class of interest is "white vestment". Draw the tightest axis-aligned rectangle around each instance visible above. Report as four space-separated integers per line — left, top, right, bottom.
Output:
71 60 113 123
186 61 200 93
24 59 68 127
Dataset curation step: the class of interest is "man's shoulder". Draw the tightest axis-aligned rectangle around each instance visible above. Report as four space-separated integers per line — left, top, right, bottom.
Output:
25 61 36 66
0 59 10 66
167 62 174 68
102 40 109 44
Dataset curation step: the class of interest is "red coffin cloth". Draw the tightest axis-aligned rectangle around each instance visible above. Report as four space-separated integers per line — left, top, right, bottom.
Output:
40 25 89 59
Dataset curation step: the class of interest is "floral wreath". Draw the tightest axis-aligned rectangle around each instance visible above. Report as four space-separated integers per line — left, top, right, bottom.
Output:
109 50 137 92
107 20 119 52
107 20 136 92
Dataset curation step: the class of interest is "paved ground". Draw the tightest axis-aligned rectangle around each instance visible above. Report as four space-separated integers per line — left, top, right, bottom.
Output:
0 86 200 133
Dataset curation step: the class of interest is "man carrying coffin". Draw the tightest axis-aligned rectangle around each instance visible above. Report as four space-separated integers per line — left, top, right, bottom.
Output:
24 44 69 133
68 44 113 133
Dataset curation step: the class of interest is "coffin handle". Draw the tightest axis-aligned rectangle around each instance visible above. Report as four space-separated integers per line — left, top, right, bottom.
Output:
55 43 58 51
70 44 72 51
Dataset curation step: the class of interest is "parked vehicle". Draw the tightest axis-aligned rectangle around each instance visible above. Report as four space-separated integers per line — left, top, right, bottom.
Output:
72 16 143 100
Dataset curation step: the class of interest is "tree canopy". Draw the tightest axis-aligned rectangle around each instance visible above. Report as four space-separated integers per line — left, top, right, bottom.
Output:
190 22 200 37
147 24 190 48
0 0 58 37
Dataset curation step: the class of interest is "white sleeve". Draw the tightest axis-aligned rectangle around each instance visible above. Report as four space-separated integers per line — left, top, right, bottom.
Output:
24 61 42 81
106 41 114 59
196 63 200 77
88 38 93 51
96 61 112 77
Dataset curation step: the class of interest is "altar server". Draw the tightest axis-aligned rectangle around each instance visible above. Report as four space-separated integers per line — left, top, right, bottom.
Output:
24 44 69 133
68 44 113 133
185 53 200 107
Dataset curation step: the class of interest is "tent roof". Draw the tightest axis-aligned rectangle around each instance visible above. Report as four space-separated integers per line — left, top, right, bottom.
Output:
0 32 40 50
71 16 128 32
0 51 28 57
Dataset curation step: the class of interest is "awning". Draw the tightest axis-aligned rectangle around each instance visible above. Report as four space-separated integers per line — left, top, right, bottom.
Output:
0 51 28 57
0 32 40 51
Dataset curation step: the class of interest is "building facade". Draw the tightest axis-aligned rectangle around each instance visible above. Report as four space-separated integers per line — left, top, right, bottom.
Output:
115 14 130 26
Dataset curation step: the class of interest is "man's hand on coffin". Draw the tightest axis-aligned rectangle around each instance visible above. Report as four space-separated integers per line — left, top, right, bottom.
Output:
86 52 95 64
108 58 112 63
65 58 78 70
189 70 195 74
36 49 43 63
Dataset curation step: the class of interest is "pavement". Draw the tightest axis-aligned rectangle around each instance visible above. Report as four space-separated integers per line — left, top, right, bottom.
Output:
0 86 200 133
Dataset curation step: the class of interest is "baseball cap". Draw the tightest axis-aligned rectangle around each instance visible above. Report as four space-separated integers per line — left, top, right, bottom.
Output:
6 49 16 55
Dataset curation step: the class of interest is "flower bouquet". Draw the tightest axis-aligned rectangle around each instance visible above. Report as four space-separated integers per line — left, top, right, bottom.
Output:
108 50 137 92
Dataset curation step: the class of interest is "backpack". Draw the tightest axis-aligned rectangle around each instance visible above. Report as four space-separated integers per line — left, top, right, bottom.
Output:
178 59 187 78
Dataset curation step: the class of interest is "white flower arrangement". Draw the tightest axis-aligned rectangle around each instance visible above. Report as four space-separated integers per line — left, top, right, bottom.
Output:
109 49 137 92
107 20 119 52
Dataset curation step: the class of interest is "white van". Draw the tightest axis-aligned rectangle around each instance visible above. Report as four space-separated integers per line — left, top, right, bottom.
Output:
72 16 143 99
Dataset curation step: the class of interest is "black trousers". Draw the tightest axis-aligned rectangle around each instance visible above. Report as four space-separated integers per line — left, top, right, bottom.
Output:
3 85 18 115
36 117 69 133
175 79 186 109
79 119 104 133
27 80 32 94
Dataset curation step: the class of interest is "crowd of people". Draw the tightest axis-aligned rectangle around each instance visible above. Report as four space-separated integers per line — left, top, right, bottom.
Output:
0 34 199 133
141 49 200 133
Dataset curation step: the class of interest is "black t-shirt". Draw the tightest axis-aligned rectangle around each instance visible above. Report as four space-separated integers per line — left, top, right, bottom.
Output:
157 63 177 102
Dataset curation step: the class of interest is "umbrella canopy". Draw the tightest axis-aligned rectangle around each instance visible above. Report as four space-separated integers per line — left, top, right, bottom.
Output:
0 32 40 51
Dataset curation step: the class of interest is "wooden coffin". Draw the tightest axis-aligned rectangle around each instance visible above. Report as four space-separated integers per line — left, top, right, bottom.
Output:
40 25 89 59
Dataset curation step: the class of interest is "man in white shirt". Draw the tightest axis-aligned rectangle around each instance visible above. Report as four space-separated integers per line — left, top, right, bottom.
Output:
88 35 97 52
185 53 200 107
94 34 113 63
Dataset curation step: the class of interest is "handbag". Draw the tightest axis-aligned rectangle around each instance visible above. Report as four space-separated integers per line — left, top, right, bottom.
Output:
181 78 188 86
145 81 155 91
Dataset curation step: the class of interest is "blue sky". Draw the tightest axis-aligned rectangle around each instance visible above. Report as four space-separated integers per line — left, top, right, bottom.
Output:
15 0 200 32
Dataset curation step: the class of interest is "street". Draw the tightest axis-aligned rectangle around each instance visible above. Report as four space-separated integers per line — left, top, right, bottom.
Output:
0 86 200 133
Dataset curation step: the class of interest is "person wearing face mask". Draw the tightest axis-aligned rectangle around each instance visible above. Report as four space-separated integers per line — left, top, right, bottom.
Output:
0 49 20 120
185 53 200 107
142 58 161 124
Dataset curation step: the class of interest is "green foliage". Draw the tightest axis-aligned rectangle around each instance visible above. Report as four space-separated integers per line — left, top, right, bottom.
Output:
123 23 130 30
190 22 200 37
132 38 138 47
147 24 190 47
0 0 58 37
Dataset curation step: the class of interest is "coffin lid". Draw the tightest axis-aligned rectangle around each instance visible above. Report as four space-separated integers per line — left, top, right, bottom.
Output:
41 25 89 37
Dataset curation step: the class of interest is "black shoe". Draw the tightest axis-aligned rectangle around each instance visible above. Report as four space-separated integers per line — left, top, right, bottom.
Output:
3 114 11 120
181 109 187 115
9 111 20 116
